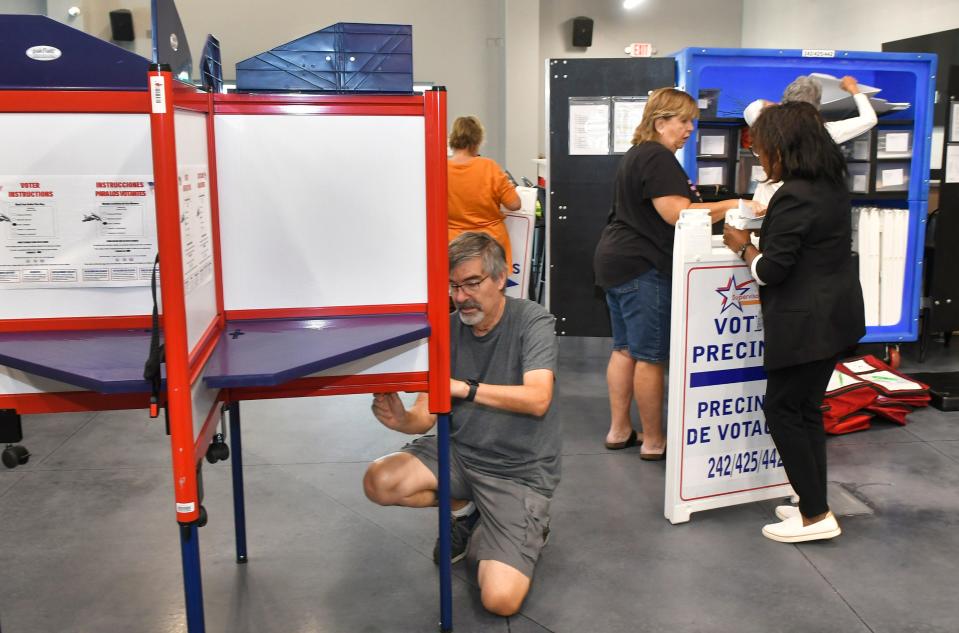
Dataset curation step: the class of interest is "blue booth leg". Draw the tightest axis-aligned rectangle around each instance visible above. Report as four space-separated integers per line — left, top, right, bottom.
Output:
228 402 248 563
179 523 206 632
436 412 453 632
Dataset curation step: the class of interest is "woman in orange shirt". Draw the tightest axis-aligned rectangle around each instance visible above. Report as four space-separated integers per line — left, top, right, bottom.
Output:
447 116 521 271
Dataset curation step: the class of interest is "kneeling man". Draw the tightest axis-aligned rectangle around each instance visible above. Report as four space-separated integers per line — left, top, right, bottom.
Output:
364 231 560 616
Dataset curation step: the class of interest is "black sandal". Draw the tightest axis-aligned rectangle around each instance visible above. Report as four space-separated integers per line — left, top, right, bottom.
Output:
605 429 639 450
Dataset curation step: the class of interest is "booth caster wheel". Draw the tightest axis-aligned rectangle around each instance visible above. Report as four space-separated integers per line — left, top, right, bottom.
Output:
2 444 30 469
205 433 230 464
198 505 208 528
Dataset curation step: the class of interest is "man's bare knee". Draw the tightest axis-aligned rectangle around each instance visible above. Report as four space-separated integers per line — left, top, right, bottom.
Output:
481 585 525 617
363 460 399 506
364 453 437 507
477 560 531 617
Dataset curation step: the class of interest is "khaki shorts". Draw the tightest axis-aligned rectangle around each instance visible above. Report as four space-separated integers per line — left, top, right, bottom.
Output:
400 435 551 578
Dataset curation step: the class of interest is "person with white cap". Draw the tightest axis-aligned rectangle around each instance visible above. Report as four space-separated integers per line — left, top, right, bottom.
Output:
744 75 877 206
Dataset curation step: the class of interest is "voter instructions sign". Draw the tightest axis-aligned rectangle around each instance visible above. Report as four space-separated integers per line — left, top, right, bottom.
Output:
666 261 791 522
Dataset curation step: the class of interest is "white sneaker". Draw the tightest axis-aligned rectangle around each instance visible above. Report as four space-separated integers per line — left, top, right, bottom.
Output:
762 512 841 543
775 505 800 521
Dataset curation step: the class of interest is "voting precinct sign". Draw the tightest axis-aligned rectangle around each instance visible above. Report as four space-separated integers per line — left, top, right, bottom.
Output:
504 188 537 299
664 211 793 524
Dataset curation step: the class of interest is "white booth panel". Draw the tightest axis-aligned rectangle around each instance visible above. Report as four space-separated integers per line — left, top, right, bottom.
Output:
308 338 429 377
0 365 84 395
174 110 218 352
191 369 221 439
214 114 427 311
0 114 153 175
174 110 211 165
0 113 155 319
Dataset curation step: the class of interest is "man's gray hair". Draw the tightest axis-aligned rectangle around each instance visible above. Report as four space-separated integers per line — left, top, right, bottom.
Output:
449 231 508 280
782 76 822 108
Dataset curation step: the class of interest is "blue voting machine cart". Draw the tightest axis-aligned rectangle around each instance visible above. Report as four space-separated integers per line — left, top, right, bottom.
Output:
675 47 936 351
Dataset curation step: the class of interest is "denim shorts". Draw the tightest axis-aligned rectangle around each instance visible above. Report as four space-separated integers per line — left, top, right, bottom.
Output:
605 268 671 363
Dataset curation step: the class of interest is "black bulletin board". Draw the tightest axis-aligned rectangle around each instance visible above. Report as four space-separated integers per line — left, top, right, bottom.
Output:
547 57 675 337
927 64 959 334
883 28 959 128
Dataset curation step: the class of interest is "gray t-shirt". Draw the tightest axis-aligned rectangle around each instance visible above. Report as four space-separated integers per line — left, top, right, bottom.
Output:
450 297 561 497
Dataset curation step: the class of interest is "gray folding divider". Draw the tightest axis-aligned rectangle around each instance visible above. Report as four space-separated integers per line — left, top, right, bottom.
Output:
546 58 674 337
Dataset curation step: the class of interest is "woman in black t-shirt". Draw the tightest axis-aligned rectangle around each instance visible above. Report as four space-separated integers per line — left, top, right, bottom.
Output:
593 88 757 459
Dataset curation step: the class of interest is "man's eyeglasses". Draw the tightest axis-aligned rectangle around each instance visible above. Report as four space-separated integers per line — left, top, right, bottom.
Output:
449 275 489 295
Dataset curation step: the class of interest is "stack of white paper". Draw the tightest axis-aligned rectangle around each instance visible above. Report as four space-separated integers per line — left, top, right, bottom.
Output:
675 209 712 261
854 206 909 327
879 208 908 326
810 72 910 120
856 207 881 326
850 207 860 253
725 199 764 231
812 72 881 101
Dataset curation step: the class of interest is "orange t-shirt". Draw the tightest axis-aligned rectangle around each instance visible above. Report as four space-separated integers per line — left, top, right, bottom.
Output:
447 156 520 269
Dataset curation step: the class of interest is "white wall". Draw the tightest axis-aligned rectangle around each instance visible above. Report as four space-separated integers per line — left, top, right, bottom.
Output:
176 1 508 164
538 0 743 155
5 0 46 14
505 0 541 180
541 0 742 60
72 0 152 59
741 0 959 51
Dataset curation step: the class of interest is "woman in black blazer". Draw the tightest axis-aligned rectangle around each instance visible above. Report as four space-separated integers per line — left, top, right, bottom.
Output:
723 101 865 544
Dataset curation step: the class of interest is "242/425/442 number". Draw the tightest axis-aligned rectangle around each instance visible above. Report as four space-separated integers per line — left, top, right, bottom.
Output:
706 448 782 479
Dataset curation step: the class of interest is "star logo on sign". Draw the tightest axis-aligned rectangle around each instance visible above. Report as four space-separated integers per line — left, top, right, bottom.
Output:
715 274 753 313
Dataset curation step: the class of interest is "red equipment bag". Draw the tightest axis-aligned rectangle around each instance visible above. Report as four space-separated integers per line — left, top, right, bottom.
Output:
832 355 930 427
822 369 878 434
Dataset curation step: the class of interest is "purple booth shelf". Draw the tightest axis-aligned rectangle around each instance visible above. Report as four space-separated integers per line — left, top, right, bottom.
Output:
0 329 156 394
0 315 430 395
202 314 430 389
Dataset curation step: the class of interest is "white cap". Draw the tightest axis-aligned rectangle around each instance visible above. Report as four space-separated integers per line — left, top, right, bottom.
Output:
743 99 765 127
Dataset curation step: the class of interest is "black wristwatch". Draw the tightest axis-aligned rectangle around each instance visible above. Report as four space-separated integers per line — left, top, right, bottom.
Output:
464 379 479 402
736 242 750 259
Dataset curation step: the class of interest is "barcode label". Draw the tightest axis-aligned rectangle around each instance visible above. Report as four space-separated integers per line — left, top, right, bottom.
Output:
150 76 166 113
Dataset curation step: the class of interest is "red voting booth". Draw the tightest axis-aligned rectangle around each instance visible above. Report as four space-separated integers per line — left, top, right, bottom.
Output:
0 68 455 632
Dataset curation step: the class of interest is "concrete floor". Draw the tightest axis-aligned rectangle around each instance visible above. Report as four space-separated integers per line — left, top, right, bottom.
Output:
1 337 958 633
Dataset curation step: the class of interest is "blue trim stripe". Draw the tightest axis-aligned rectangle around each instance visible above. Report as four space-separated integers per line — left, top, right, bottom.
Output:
690 365 766 387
